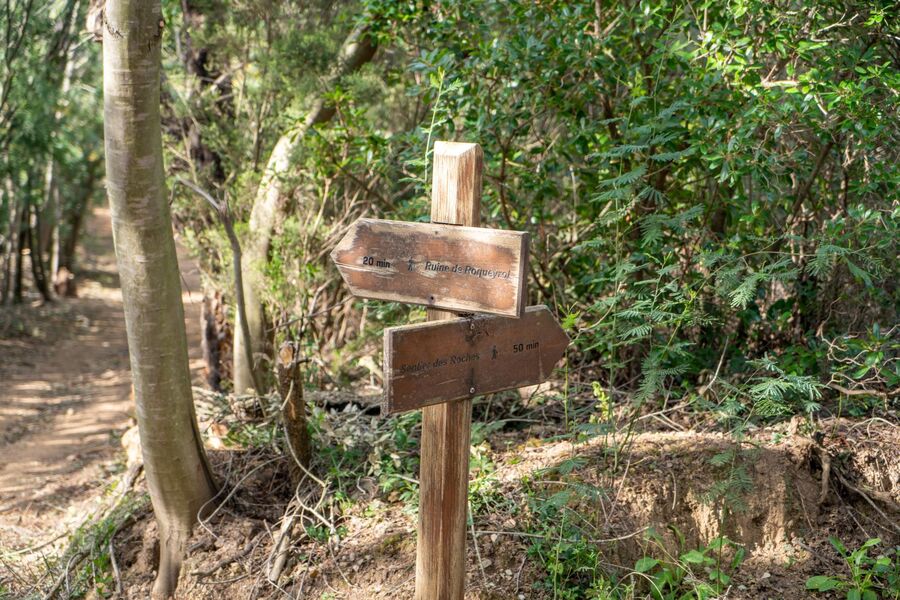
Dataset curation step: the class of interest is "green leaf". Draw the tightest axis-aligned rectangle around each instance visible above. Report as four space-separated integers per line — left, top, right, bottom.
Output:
710 568 730 585
635 557 659 573
847 588 861 600
680 549 706 564
805 575 840 591
845 259 873 288
830 537 848 556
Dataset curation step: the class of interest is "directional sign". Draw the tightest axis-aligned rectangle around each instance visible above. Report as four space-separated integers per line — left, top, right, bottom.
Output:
330 218 529 317
383 305 569 414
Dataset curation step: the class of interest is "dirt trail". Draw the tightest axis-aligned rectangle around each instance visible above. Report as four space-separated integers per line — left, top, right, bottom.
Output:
0 206 206 552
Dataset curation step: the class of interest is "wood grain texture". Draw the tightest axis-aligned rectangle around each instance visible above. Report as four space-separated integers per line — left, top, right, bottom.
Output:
331 218 529 317
384 305 569 414
415 141 481 600
430 141 483 226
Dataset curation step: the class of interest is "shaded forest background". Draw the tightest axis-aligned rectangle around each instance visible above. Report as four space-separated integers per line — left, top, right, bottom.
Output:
1 0 898 598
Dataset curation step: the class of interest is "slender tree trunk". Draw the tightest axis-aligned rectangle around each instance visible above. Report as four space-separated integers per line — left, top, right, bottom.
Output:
12 203 25 304
59 157 99 275
233 23 376 393
49 57 77 281
26 202 52 302
1 180 20 304
102 2 217 598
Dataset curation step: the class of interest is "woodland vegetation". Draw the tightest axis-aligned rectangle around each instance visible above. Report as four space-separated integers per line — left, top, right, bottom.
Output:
0 0 898 599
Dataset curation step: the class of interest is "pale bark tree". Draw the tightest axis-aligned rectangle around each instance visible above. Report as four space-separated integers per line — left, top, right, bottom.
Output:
232 22 377 393
102 1 217 597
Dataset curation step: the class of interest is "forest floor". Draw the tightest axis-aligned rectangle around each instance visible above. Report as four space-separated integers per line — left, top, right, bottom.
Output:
1 208 898 599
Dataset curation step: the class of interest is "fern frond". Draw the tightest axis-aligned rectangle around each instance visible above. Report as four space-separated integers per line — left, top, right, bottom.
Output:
650 147 696 162
598 165 647 188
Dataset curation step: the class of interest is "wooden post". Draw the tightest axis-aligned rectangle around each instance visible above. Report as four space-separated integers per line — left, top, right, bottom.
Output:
415 141 483 600
276 341 311 485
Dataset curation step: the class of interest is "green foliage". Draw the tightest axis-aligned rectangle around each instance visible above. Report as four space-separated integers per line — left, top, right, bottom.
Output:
309 404 422 509
55 493 148 599
355 0 899 432
522 462 614 597
635 535 746 600
155 0 898 441
1 0 104 301
523 480 748 600
806 538 900 600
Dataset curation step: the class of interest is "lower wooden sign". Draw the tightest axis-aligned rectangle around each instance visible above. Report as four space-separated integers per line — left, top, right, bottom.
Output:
383 305 569 414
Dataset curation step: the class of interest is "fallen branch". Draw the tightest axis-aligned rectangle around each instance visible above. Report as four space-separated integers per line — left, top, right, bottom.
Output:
267 500 301 584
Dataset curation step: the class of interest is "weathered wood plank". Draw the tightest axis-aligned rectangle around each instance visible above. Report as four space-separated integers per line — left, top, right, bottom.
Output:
415 141 481 600
384 305 569 414
330 218 529 317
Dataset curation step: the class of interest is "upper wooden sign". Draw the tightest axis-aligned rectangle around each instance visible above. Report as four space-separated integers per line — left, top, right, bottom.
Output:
383 305 569 414
330 218 529 318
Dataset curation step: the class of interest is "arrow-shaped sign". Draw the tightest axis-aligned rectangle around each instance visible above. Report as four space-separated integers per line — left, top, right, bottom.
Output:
383 305 569 414
330 218 529 317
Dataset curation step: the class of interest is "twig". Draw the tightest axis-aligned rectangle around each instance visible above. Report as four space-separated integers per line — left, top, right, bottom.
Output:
474 527 648 544
835 472 900 534
698 336 730 398
192 533 262 577
514 553 526 594
108 539 122 597
197 456 284 537
817 447 832 506
1 530 68 558
42 549 83 600
795 480 814 531
41 472 141 599
267 503 300 583
826 382 891 399
470 510 489 590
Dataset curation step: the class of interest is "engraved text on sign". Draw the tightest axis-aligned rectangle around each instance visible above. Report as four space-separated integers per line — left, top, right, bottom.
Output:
330 218 529 317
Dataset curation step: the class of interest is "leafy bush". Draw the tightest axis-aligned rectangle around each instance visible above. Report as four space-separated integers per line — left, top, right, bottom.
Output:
806 537 900 600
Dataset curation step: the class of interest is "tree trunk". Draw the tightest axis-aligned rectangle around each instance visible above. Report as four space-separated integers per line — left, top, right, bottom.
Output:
26 202 52 302
49 55 78 282
232 22 377 393
201 293 225 392
102 2 217 598
59 156 100 276
12 204 25 304
276 341 310 486
1 180 21 304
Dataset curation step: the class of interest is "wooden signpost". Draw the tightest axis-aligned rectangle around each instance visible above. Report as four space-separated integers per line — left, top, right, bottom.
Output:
331 218 529 317
331 140 569 600
383 305 568 414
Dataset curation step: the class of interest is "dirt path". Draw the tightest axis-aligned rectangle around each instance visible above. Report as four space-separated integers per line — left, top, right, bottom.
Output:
0 206 206 554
